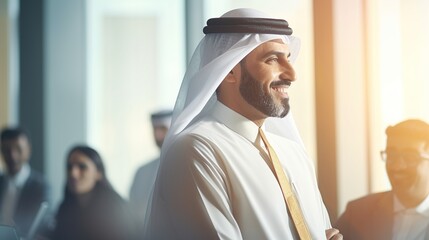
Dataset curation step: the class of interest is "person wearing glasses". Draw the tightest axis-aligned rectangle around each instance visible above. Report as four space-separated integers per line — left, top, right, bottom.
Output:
335 119 429 240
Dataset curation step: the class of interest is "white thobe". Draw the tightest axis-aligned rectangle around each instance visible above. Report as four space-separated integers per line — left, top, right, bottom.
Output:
146 101 331 239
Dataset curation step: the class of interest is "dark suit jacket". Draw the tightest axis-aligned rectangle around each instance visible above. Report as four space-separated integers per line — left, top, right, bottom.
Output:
0 170 50 237
335 191 394 240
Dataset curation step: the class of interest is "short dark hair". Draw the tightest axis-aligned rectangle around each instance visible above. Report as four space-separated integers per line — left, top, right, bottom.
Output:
151 110 173 128
0 127 30 143
386 119 429 142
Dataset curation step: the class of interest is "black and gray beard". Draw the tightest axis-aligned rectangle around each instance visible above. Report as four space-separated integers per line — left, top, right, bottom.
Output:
239 64 290 118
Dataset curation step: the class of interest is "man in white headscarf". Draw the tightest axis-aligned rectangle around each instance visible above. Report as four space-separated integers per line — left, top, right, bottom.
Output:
145 8 342 240
129 110 173 231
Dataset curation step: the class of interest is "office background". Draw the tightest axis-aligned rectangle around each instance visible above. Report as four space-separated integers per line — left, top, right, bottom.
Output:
1 0 428 222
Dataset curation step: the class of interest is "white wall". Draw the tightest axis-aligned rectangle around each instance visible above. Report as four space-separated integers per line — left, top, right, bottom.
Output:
87 0 185 198
43 0 187 207
334 0 369 214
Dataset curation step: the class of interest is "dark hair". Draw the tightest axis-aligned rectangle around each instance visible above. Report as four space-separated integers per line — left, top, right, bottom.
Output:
386 119 429 142
61 145 122 209
150 110 173 127
66 145 111 189
0 127 31 143
151 110 173 121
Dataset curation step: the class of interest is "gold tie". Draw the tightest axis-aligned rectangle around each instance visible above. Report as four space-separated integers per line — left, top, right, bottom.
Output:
258 127 312 240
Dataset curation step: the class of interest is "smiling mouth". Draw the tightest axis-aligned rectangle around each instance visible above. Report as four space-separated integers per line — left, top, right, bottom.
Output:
272 86 289 93
271 81 291 97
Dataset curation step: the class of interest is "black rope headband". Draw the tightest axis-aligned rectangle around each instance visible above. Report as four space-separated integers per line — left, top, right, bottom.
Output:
203 17 293 35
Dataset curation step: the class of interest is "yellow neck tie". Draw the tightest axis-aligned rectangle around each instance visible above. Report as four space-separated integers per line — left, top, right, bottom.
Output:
258 127 312 240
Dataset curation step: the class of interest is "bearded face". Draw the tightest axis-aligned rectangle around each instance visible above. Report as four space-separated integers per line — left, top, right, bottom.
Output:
239 62 291 118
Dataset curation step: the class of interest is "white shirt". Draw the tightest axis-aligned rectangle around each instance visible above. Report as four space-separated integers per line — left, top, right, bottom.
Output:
129 158 160 224
146 102 331 239
392 194 429 240
1 164 31 223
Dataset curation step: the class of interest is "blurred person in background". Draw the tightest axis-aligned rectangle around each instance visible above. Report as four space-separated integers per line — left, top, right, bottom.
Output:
336 119 429 240
0 127 51 238
51 145 136 240
129 110 172 231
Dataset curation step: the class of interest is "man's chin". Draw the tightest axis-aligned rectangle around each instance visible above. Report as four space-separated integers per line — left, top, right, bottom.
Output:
392 185 414 198
279 108 290 118
265 107 289 118
274 99 290 118
273 105 290 118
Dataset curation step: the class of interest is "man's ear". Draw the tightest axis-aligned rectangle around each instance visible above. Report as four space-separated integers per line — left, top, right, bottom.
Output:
224 64 241 83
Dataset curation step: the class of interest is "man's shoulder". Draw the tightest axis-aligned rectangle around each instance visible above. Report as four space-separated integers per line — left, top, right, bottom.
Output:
25 169 49 189
167 119 241 161
29 169 47 181
140 158 160 169
136 159 160 175
337 191 393 226
336 191 393 239
175 118 233 146
346 191 392 209
185 117 227 136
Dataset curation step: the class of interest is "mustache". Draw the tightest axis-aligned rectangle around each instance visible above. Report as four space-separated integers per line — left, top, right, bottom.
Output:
270 80 292 87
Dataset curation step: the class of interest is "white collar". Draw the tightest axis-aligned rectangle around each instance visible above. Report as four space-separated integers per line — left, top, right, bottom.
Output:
210 101 265 144
9 164 31 189
393 193 429 217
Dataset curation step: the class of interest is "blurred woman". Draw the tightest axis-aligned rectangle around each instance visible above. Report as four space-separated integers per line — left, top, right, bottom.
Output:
51 145 136 240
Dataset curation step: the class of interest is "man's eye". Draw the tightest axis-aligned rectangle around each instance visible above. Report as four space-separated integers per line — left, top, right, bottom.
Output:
266 57 278 63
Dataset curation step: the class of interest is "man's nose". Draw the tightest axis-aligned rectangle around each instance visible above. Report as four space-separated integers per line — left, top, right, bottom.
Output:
280 61 296 81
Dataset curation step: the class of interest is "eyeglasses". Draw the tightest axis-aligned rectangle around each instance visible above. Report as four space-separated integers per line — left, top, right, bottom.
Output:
380 150 429 167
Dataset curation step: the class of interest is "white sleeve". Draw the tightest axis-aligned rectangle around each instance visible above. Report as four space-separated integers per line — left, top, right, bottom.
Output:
145 134 242 240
